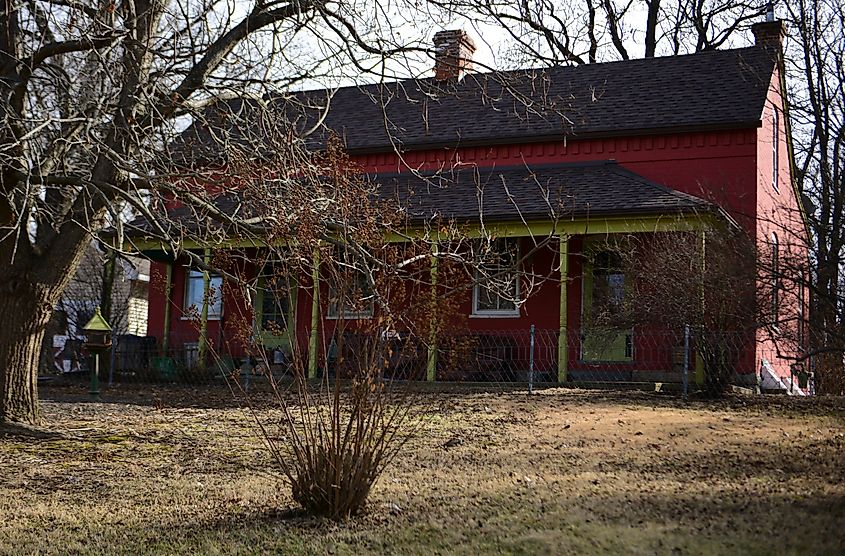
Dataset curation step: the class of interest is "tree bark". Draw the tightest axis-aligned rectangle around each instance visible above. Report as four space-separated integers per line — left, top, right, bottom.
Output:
0 289 53 424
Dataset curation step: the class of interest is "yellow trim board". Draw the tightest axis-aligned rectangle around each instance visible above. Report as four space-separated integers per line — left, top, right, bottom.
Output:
126 213 717 254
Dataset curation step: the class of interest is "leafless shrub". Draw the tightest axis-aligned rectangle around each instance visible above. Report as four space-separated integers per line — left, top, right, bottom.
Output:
604 225 759 395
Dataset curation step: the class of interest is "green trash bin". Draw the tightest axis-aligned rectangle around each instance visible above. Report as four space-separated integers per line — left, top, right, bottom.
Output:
798 370 809 389
153 356 177 381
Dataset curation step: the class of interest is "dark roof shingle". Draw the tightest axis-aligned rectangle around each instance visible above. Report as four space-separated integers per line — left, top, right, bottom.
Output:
379 161 712 224
303 46 776 151
127 161 712 238
172 46 776 163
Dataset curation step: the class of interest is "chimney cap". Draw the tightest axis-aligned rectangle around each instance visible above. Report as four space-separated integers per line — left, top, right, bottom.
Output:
433 29 476 48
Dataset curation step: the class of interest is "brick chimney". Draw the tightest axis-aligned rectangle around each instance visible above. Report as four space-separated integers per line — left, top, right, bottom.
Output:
433 30 476 81
751 10 786 49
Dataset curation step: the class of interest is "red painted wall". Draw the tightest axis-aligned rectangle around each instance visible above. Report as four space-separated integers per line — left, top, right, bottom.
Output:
754 67 811 387
146 88 808 383
355 129 759 230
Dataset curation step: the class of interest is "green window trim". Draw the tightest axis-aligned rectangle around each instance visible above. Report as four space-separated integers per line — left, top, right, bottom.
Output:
255 273 297 350
325 247 375 320
580 238 633 363
326 279 375 320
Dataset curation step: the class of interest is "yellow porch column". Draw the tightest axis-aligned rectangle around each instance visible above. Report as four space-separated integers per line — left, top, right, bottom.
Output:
161 260 173 355
197 249 211 368
308 247 320 380
426 243 438 382
558 235 570 383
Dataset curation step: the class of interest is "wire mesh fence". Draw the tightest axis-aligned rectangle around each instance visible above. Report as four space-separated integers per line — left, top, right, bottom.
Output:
41 326 813 397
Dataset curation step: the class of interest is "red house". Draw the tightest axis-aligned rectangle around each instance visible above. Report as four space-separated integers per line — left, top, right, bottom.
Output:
132 20 809 392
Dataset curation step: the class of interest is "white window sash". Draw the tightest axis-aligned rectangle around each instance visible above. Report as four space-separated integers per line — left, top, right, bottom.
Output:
471 240 521 317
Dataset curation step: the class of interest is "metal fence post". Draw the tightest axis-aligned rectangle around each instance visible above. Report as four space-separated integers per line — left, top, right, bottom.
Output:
529 324 535 394
108 340 116 386
683 324 690 401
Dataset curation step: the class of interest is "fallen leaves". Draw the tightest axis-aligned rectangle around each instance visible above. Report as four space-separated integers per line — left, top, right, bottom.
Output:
0 385 841 555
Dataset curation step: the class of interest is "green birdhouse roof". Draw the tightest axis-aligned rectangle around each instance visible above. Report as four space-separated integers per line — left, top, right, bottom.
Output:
83 307 112 332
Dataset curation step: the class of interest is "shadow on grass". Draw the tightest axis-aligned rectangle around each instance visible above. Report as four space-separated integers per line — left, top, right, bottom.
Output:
38 380 845 422
52 486 845 555
0 421 65 440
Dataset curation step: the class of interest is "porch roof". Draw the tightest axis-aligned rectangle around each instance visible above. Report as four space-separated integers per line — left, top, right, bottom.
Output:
383 161 711 225
125 161 716 250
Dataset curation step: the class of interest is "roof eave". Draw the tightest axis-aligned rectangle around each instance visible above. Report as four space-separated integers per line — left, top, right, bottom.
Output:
404 204 718 226
343 121 764 155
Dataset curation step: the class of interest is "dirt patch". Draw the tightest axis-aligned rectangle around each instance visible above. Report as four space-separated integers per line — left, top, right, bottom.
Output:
1 385 843 555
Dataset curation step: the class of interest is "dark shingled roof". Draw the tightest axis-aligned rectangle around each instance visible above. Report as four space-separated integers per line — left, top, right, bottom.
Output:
303 46 776 151
126 161 712 238
172 45 776 163
381 161 712 224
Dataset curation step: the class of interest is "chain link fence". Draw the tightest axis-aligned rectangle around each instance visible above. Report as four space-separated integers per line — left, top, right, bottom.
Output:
42 326 813 397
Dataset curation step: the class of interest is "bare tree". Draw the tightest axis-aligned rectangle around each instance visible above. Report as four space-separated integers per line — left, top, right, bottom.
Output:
435 0 764 67
0 0 583 425
605 227 760 395
2 0 838 428
0 0 447 425
56 245 139 339
782 0 845 392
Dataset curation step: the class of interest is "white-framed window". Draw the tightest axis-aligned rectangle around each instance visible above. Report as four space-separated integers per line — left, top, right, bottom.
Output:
472 238 520 317
772 108 779 192
185 269 223 319
326 255 374 320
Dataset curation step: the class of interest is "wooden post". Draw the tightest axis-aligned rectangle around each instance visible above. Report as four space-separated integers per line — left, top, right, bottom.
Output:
558 235 569 383
162 261 173 355
308 247 320 380
197 249 211 368
426 243 438 382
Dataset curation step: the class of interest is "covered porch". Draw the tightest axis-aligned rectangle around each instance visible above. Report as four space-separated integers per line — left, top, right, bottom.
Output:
132 214 724 386
126 160 741 386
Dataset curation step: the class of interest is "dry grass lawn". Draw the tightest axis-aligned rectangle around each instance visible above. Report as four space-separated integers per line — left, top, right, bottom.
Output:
1 384 843 555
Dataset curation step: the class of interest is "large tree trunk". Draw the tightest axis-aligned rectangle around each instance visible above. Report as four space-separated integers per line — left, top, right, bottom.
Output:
0 288 53 424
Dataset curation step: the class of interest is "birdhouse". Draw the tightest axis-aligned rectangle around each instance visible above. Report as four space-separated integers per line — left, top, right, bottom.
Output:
83 307 112 349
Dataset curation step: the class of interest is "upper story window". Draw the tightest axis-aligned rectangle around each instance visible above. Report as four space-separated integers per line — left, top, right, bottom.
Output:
185 269 223 319
472 238 520 317
772 108 780 193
